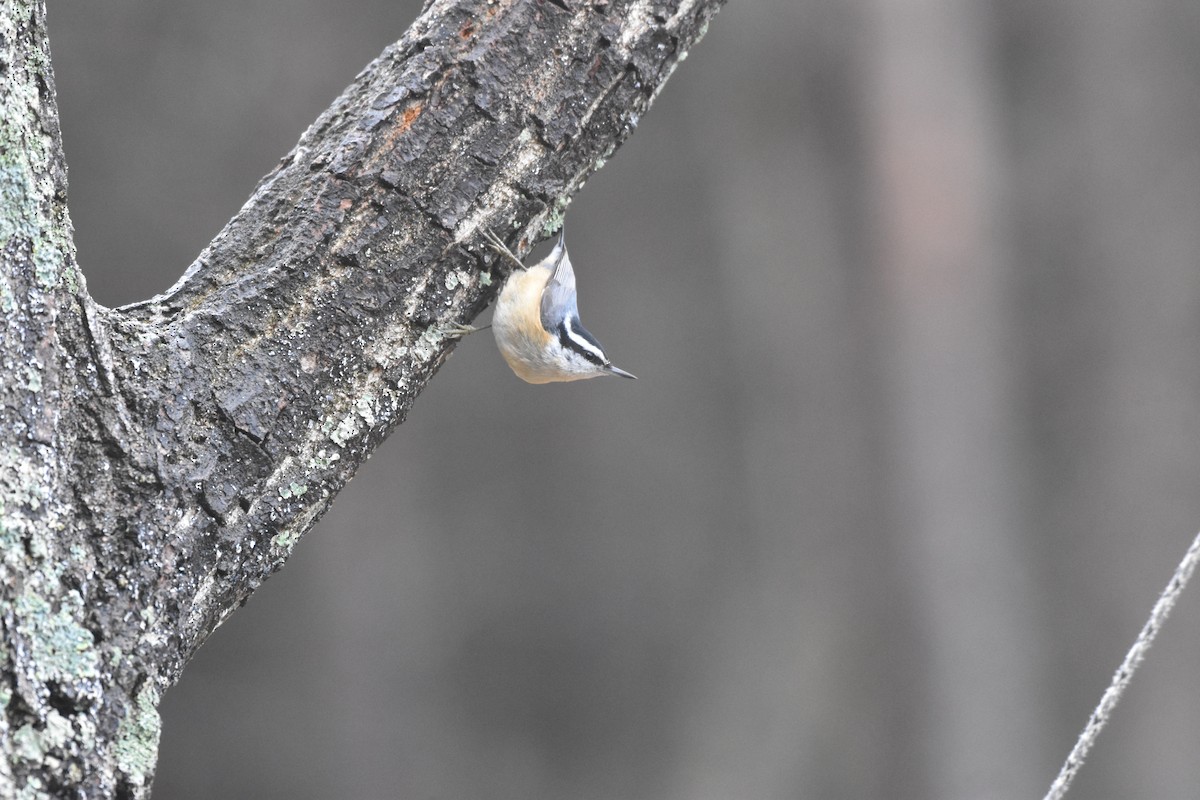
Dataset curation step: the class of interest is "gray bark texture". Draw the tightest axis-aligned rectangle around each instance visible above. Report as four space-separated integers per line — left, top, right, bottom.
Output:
0 0 722 795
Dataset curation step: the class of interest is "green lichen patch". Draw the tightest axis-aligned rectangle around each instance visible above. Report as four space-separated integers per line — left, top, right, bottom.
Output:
0 445 57 573
410 326 444 361
40 710 72 751
31 232 62 290
12 589 101 706
0 268 18 315
0 641 10 710
270 528 301 553
22 363 42 393
0 165 34 243
279 481 308 499
0 158 70 293
13 775 47 800
327 411 359 448
0 503 17 568
11 724 44 762
308 448 341 470
13 775 49 800
10 709 75 769
113 684 161 789
0 1 83 299
541 204 568 239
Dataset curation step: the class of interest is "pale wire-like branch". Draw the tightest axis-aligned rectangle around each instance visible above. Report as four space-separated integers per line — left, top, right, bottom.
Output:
1043 529 1200 800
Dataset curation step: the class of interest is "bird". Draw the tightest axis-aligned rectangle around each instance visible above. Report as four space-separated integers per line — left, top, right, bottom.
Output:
447 226 637 384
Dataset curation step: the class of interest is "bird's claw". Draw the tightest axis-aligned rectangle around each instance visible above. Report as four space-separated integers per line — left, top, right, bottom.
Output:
481 228 526 274
437 322 480 340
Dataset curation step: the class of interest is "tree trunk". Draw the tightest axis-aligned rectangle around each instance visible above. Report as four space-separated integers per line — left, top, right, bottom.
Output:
0 0 723 795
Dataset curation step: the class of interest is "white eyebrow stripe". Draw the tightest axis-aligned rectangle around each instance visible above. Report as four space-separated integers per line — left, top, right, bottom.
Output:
561 316 607 363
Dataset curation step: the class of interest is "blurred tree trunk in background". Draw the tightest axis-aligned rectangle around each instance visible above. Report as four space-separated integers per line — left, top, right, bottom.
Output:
1001 3 1200 796
866 0 1048 795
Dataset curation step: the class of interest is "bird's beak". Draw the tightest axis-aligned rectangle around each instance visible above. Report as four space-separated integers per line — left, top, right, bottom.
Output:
606 365 638 379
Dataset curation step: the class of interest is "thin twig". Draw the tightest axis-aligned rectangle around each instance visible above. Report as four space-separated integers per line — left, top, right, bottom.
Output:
1043 529 1200 800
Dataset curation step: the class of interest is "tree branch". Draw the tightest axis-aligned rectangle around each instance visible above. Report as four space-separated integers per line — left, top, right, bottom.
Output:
0 0 723 795
1043 529 1200 800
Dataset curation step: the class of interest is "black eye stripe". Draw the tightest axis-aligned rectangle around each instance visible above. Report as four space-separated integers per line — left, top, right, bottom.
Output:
559 329 607 366
558 317 608 366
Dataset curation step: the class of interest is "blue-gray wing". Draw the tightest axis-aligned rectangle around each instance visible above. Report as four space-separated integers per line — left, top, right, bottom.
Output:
539 228 578 330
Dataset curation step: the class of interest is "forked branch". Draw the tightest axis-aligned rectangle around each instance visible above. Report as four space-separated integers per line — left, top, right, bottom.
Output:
0 0 723 795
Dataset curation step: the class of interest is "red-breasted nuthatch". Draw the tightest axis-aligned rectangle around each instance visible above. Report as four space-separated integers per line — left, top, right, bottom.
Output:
463 227 637 384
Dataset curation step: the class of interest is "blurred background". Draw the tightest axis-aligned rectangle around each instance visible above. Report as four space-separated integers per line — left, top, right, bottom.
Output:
49 1 1200 798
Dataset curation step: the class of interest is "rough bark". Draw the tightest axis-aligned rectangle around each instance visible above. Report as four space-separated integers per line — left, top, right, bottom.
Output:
0 0 723 795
